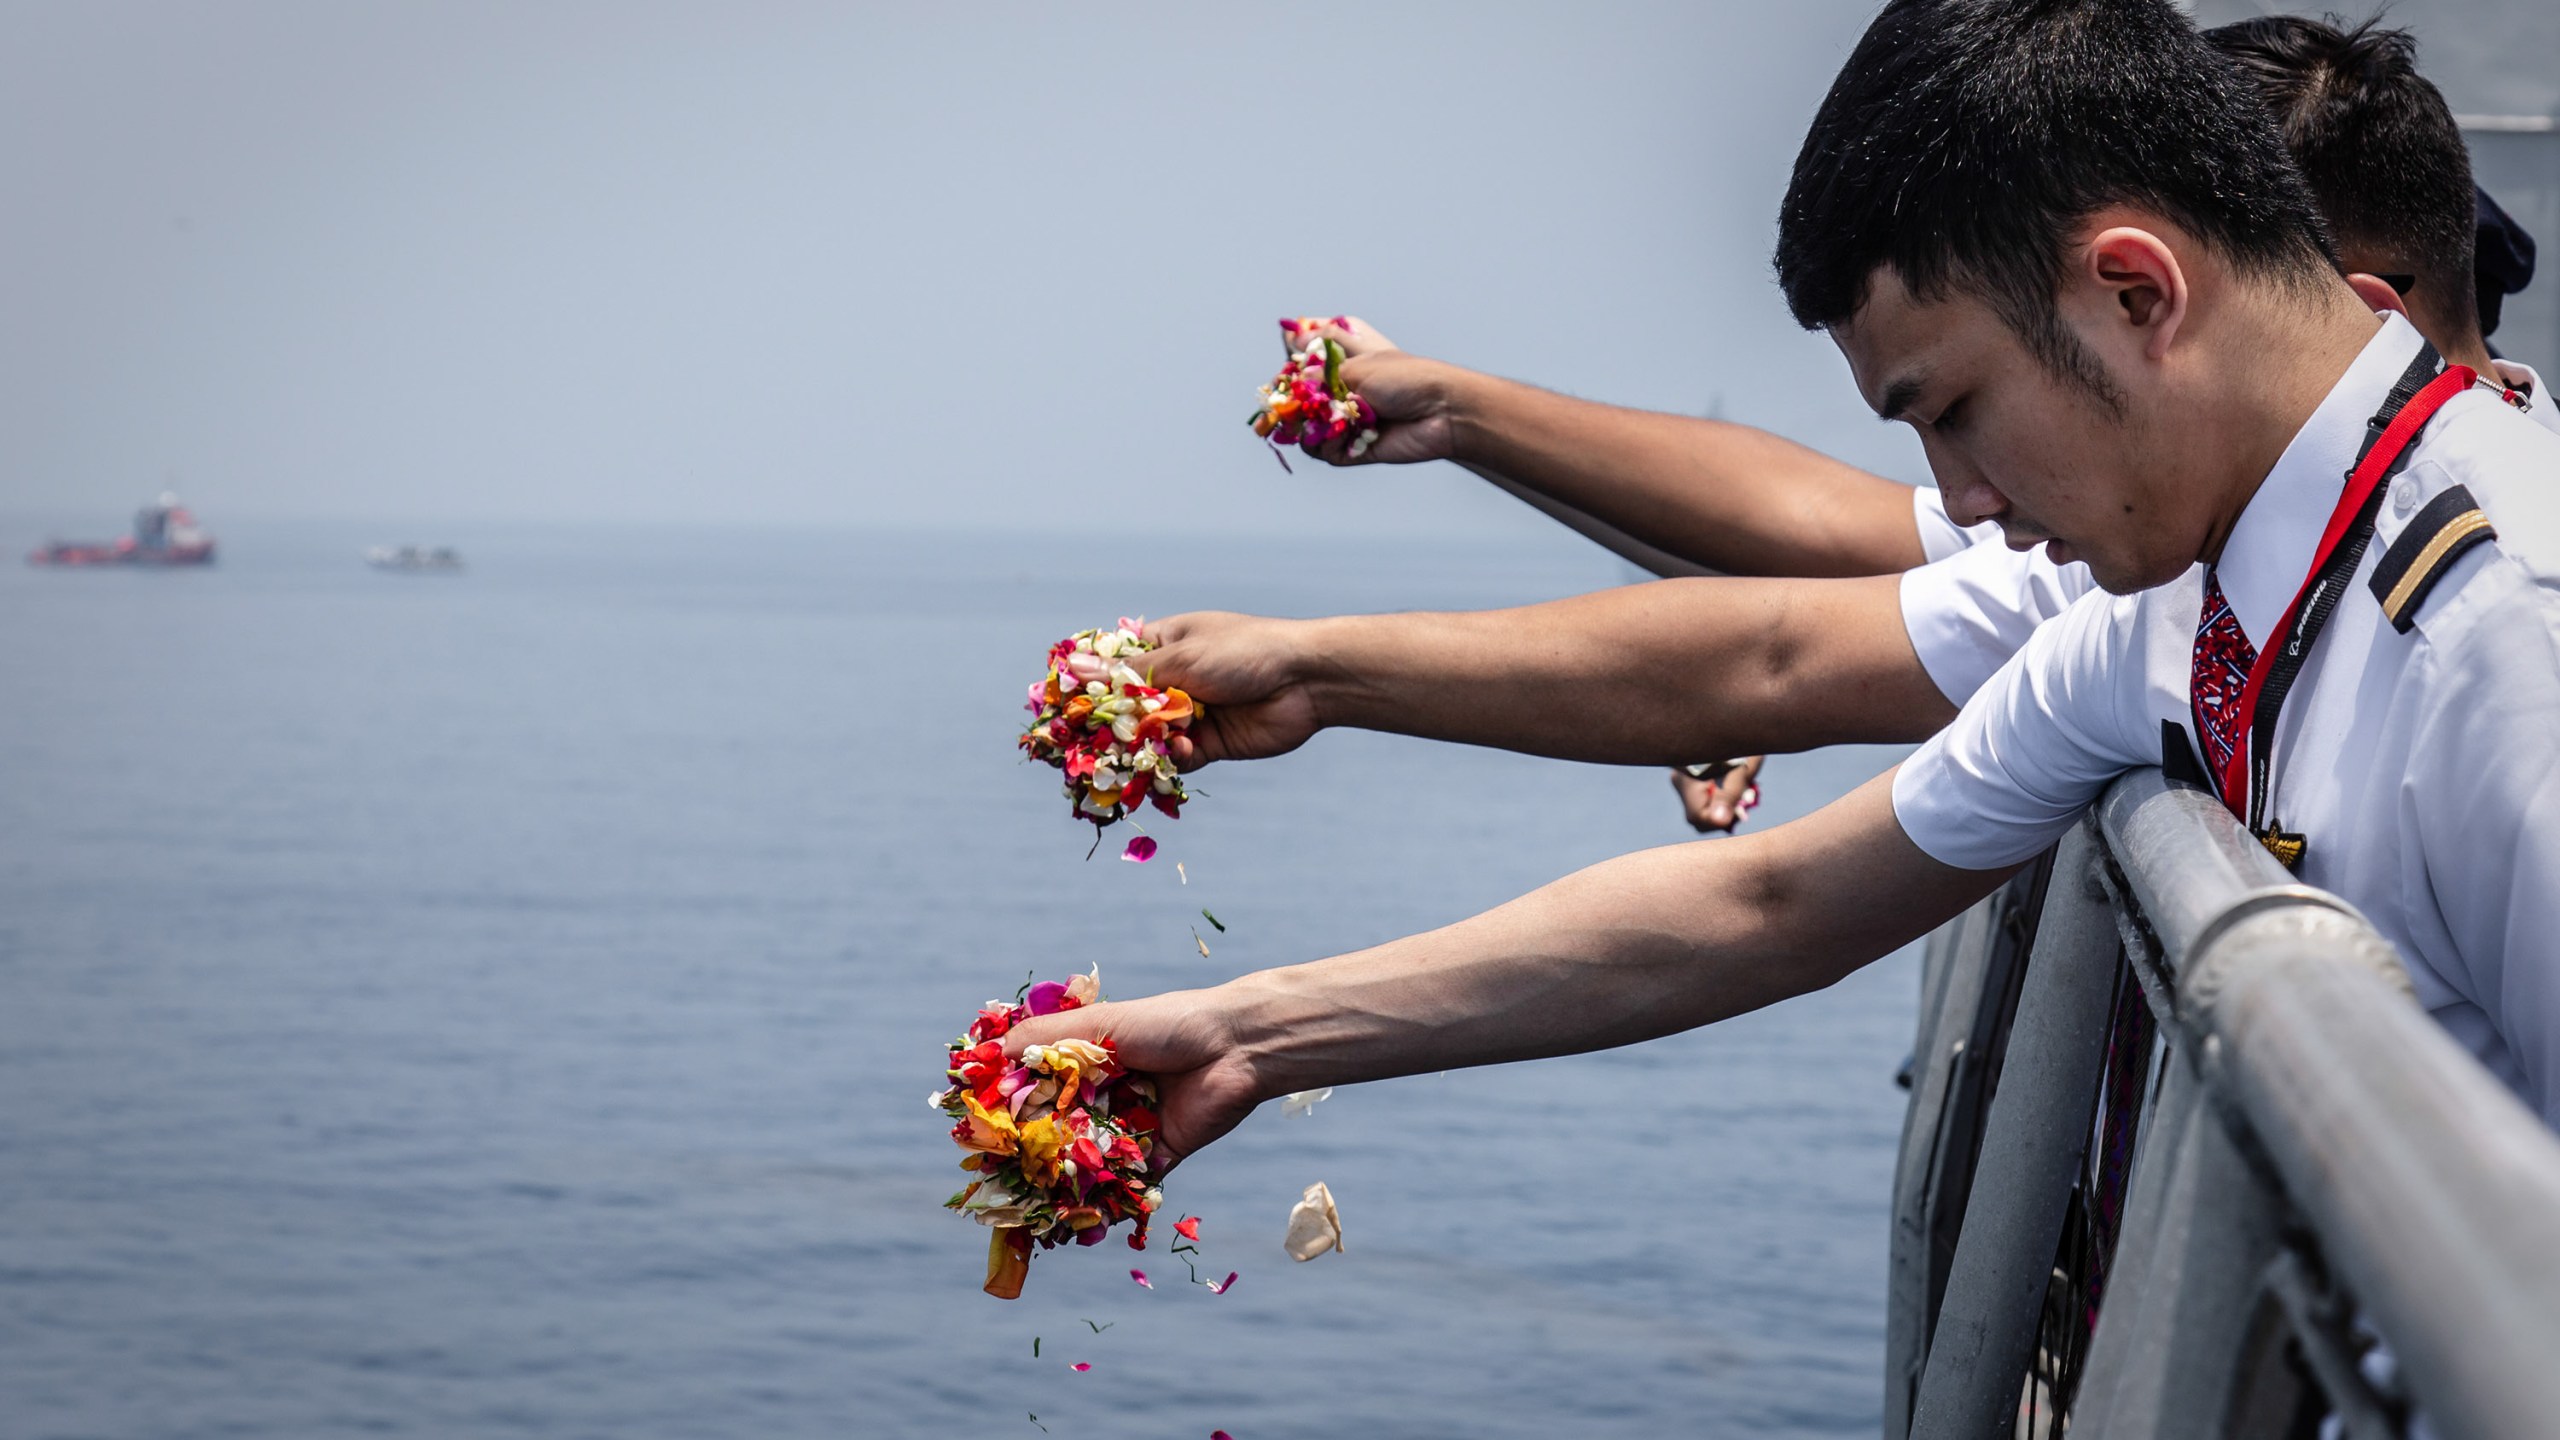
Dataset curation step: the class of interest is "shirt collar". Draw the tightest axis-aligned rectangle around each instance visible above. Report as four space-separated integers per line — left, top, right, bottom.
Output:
2493 358 2552 418
2214 312 2426 647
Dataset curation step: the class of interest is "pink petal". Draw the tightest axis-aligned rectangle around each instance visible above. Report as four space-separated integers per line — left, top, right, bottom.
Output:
1129 1269 1152 1289
1120 836 1158 864
1172 1215 1200 1242
1203 1271 1238 1295
1025 982 1069 1016
1214 1432 1235 1439
1070 1362 1091 1373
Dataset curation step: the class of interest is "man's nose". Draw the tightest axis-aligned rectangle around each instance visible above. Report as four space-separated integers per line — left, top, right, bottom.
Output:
1936 472 2008 530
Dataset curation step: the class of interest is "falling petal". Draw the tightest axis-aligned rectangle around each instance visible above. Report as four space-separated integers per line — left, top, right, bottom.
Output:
1213 1432 1234 1439
1176 862 1188 885
1284 1181 1344 1261
986 1226 1034 1298
1192 928 1211 959
1281 1088 1333 1118
1130 1269 1153 1290
1070 1362 1092 1373
1202 1272 1239 1295
1121 836 1159 863
1173 1215 1201 1242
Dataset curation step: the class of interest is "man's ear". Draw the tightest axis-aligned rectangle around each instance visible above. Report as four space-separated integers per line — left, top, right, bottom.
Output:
2345 272 2410 318
2083 226 2188 362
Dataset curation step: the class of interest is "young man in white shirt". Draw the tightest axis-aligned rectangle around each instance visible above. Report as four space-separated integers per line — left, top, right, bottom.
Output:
1132 16 2553 809
1009 0 2560 1159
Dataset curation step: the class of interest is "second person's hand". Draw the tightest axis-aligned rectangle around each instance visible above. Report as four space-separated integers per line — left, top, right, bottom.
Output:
1138 611 1331 770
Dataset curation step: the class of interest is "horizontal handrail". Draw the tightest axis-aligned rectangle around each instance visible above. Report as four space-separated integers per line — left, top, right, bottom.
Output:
2095 770 2560 1440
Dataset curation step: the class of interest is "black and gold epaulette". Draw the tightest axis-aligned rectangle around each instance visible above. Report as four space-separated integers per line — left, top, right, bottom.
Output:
2259 827 2306 871
2370 484 2497 633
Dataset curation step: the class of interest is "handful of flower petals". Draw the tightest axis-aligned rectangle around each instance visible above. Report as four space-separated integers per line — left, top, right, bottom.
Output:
936 968 1166 1299
1249 315 1379 465
1020 621 1196 833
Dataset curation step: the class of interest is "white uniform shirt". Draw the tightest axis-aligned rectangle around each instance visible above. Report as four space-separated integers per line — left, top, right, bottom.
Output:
2494 358 2553 431
1892 314 2560 1126
1899 351 2559 707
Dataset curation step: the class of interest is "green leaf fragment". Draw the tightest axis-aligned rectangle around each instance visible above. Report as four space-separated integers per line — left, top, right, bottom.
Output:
1200 909 1226 932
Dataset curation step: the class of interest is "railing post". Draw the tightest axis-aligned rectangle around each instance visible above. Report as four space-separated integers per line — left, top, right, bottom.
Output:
1909 823 2119 1440
1887 899 1997 1437
2064 1048 2286 1436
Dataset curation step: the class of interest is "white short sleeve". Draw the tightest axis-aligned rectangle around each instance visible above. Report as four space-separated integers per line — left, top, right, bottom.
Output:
1911 485 1995 563
1899 541 2101 706
1892 584 2175 871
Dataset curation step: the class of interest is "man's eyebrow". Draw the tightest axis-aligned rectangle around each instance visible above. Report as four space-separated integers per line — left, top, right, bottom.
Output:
1876 372 1930 423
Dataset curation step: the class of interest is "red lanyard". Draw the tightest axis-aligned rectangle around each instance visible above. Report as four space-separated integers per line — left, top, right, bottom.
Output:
2215 350 2477 823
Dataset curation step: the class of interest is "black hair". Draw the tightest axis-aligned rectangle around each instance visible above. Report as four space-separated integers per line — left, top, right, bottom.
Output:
2205 15 2479 345
1775 0 2337 394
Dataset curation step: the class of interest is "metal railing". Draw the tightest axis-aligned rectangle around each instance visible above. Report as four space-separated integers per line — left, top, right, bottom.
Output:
1886 769 2560 1439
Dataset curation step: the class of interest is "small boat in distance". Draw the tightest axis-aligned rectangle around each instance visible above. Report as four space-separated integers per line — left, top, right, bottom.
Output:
365 544 463 572
27 493 217 567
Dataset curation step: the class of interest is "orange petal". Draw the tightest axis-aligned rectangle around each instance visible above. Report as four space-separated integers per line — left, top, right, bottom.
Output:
985 1226 1032 1300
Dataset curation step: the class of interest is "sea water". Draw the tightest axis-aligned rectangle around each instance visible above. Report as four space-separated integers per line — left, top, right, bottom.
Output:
0 521 1919 1439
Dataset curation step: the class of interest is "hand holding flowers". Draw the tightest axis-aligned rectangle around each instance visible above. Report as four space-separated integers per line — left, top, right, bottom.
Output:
1020 621 1198 831
937 969 1177 1299
999 986 1269 1188
1247 315 1465 468
1252 316 1382 464
1117 612 1329 771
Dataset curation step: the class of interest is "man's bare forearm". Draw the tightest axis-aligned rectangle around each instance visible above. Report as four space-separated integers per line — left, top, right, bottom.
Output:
1446 371 1930 578
1219 775 2002 1097
1297 575 1955 764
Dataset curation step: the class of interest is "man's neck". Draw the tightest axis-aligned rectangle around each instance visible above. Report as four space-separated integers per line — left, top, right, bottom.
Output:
2193 287 2384 568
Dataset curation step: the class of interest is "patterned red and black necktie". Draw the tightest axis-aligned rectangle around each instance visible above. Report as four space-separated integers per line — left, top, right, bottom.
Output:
2190 569 2257 796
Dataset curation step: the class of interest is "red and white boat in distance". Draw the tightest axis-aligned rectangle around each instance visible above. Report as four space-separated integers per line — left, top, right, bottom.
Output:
27 493 217 567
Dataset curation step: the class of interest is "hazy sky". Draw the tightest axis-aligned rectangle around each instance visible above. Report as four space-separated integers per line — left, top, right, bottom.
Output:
4 2 2549 537
0 1 1937 537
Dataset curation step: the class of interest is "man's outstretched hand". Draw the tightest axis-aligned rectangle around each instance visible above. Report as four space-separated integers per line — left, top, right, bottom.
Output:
1138 612 1328 770
1281 317 1468 469
1674 757 1765 833
1003 990 1265 1176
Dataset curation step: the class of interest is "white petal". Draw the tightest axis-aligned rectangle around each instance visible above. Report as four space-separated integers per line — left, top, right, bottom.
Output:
1284 1180 1344 1261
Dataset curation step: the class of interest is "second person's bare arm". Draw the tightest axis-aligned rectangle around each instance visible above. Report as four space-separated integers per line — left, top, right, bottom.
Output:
1147 574 1956 771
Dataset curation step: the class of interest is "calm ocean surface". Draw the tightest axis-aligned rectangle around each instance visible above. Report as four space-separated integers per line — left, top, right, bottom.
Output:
0 520 1920 1440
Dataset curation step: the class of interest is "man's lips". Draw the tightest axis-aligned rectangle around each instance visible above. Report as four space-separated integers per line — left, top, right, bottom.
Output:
1997 527 2075 565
